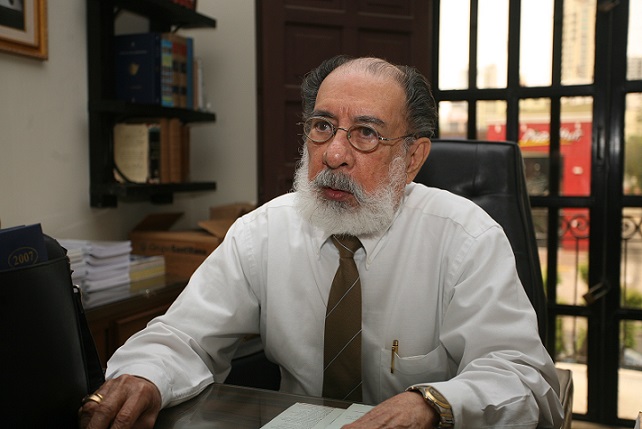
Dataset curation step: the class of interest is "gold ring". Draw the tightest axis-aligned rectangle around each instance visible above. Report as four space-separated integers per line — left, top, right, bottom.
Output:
82 392 104 406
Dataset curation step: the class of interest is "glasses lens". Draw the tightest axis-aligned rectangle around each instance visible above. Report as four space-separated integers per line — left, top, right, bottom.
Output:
349 125 380 151
304 118 334 143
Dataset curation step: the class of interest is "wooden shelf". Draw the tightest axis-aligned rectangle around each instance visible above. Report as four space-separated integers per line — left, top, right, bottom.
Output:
89 100 216 123
90 181 217 208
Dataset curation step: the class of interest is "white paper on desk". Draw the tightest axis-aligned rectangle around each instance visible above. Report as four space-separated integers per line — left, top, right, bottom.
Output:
634 411 641 429
260 402 373 429
319 404 373 428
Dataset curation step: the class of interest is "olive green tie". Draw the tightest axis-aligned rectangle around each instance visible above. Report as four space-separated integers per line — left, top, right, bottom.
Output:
323 234 363 402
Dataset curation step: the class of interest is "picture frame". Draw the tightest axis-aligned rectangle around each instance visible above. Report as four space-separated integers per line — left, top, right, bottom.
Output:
0 0 47 60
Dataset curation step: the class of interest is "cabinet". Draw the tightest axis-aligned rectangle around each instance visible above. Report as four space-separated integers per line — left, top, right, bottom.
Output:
86 0 217 208
85 278 186 367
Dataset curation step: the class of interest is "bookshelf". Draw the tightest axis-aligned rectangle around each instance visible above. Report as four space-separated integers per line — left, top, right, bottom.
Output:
86 0 217 208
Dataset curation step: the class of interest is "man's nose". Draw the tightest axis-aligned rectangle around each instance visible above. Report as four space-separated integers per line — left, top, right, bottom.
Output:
323 128 353 169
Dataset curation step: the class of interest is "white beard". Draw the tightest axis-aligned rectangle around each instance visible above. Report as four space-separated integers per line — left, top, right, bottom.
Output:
293 146 407 237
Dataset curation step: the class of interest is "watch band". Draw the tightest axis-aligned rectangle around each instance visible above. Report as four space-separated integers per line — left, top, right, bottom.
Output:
406 385 454 428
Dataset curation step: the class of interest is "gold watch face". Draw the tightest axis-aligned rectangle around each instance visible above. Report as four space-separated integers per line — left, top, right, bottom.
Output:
427 386 451 409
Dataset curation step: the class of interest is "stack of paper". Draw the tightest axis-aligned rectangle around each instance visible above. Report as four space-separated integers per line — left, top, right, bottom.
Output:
59 239 90 283
129 254 165 290
59 240 89 283
58 239 132 292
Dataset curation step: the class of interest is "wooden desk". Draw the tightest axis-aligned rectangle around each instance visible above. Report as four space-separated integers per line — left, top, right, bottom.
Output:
155 384 350 429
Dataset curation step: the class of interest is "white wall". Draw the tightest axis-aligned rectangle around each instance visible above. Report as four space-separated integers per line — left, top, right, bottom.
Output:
0 1 257 240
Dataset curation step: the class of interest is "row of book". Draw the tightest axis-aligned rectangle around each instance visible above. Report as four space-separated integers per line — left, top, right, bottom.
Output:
113 118 190 184
115 32 206 111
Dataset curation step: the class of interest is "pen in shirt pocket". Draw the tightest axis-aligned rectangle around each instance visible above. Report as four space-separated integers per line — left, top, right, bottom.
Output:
391 339 399 373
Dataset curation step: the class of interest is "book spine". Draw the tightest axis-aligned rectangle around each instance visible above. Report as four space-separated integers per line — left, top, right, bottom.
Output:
160 118 171 183
181 123 190 182
194 56 205 111
115 33 163 106
185 37 194 110
148 124 161 183
168 118 183 183
164 33 188 109
161 37 174 108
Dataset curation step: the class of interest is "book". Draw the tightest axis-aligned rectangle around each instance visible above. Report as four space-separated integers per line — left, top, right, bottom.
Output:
161 36 174 107
193 56 205 111
260 403 373 429
160 118 172 183
168 118 184 183
181 122 191 182
158 118 190 183
115 33 173 107
129 254 165 282
164 33 189 108
148 124 162 184
0 224 48 271
113 122 161 183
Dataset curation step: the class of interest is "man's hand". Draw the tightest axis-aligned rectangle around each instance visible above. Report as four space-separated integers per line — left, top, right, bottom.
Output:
78 374 162 429
342 391 439 429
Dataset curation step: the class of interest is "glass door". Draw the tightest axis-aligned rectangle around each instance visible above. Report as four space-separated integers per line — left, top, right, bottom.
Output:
433 0 642 425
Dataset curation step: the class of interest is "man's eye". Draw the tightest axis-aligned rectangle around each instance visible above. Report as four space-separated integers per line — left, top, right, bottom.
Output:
314 120 332 132
355 126 378 139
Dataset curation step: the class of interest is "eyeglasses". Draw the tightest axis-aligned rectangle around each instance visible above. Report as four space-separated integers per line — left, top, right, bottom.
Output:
300 117 415 153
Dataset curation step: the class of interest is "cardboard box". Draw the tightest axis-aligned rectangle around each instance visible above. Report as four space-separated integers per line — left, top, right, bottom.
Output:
130 203 254 279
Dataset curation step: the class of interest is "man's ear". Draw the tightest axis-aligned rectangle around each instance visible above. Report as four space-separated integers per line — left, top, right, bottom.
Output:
405 137 431 184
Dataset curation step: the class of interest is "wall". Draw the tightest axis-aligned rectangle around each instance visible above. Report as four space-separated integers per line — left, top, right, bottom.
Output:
0 1 257 240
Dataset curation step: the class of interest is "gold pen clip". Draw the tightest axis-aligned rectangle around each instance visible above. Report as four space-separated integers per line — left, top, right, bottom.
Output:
391 339 399 374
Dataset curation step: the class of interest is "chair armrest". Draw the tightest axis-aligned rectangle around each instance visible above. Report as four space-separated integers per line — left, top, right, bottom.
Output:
556 368 573 429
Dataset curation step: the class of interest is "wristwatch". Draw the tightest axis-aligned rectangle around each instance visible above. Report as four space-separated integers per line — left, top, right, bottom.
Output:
406 385 454 428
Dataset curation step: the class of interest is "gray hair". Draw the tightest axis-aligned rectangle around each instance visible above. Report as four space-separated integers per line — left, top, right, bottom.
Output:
300 55 437 147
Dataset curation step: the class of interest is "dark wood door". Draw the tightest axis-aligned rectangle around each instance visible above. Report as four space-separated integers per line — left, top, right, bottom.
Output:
257 0 433 203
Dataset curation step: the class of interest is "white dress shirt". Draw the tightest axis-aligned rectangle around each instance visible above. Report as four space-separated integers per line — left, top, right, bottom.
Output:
107 182 564 428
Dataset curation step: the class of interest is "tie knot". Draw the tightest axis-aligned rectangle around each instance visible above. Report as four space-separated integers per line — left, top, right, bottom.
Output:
331 235 362 258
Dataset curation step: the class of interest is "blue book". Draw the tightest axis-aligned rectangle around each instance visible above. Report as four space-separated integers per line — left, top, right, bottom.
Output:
115 33 174 107
0 224 48 271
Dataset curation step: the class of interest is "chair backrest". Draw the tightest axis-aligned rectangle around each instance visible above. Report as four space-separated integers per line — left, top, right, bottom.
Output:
0 235 104 427
414 139 547 342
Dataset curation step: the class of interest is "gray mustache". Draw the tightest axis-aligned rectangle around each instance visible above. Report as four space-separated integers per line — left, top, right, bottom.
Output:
313 170 361 195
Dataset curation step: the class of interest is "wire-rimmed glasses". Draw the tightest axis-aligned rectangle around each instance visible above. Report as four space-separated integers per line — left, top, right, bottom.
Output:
300 117 415 153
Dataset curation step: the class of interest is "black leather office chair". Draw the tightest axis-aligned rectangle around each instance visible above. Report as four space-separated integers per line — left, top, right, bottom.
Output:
415 139 547 340
415 139 572 429
0 236 104 428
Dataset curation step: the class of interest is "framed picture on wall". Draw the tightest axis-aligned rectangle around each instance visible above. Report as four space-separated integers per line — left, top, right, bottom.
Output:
0 0 47 60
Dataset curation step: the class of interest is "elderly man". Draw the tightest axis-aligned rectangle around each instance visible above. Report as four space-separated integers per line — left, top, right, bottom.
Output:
79 56 564 429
